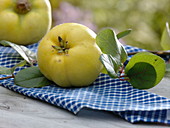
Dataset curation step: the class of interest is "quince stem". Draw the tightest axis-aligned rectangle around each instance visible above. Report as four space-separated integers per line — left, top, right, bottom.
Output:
0 74 14 80
119 75 130 81
16 0 31 14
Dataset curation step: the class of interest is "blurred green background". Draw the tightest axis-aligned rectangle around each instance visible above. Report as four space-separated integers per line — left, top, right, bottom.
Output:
50 0 170 51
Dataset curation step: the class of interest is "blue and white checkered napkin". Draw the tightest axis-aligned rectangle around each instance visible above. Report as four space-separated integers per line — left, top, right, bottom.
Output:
0 43 170 125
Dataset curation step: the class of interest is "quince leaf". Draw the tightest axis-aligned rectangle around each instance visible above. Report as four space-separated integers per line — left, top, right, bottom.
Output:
0 40 37 66
0 67 12 75
125 52 166 89
127 62 156 89
96 29 127 64
100 54 120 78
0 60 27 75
160 22 170 50
14 66 52 88
96 28 128 76
11 60 27 73
117 29 132 39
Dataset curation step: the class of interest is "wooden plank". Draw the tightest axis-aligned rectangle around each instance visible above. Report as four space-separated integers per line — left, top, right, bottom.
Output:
0 75 169 128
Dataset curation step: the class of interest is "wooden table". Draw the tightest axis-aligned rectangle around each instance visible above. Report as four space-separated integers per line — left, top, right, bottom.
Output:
0 74 170 128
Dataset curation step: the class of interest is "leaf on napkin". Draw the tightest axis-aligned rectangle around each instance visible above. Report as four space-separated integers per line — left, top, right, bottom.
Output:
0 60 27 75
0 67 12 75
14 66 52 88
0 40 37 66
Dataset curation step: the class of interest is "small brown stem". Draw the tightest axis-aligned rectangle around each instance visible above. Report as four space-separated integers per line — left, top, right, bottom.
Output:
119 65 124 74
15 0 31 14
128 51 170 56
0 75 14 80
119 75 128 78
119 78 130 81
119 75 130 81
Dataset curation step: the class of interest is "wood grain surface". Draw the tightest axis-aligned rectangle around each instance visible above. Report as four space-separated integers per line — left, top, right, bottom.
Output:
0 75 170 128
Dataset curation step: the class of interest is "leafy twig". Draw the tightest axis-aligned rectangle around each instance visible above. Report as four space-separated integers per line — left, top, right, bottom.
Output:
128 51 170 56
0 60 27 81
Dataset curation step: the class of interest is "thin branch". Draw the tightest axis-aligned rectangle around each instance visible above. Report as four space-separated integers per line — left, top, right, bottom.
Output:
128 51 170 56
119 78 130 81
0 75 14 80
119 76 130 81
119 75 128 78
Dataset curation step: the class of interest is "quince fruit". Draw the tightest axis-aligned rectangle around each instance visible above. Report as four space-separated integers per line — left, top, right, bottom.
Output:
0 0 52 45
37 23 103 87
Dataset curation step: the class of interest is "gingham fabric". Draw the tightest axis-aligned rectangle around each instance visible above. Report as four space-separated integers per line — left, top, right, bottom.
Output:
0 43 170 125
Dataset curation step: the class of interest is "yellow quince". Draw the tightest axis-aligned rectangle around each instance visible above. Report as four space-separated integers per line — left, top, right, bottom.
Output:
0 0 52 45
37 23 103 87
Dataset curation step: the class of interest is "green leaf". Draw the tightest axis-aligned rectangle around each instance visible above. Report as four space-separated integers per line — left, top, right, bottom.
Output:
160 22 170 50
11 60 27 73
0 67 12 75
125 52 166 87
0 40 37 66
100 54 120 78
96 29 128 77
96 29 127 64
14 67 52 88
0 60 27 75
127 62 156 89
117 29 132 39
